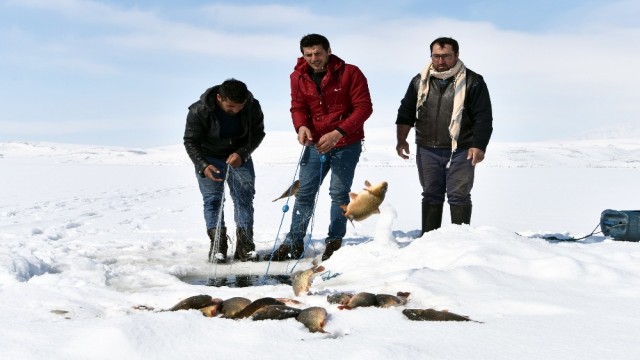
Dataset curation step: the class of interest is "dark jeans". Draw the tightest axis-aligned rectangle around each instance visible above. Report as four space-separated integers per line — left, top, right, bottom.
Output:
416 146 474 206
287 142 362 245
196 157 255 230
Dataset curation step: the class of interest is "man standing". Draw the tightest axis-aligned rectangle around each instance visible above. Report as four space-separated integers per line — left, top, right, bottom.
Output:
268 33 373 261
396 37 493 235
184 79 265 262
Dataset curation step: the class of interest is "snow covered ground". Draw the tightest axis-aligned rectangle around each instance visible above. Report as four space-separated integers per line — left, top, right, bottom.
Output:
1 128 639 359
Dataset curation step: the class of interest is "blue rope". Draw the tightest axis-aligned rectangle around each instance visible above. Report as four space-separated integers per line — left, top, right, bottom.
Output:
288 152 326 272
264 145 306 276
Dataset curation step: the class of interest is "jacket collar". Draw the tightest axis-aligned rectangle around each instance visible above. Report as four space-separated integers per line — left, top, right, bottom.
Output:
294 54 345 76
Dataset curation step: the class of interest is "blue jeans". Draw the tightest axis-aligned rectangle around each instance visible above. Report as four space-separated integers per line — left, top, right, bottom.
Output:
196 157 255 230
287 142 362 245
416 146 474 206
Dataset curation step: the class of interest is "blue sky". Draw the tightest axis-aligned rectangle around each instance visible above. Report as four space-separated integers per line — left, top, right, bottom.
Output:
1 0 638 147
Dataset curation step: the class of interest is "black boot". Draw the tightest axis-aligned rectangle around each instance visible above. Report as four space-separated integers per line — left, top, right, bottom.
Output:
266 239 304 261
207 227 229 263
321 239 342 261
234 228 256 262
422 203 443 235
450 204 472 225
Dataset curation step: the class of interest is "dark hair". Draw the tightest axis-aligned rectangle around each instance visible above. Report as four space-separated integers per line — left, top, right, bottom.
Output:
218 78 249 104
430 37 459 54
299 33 330 53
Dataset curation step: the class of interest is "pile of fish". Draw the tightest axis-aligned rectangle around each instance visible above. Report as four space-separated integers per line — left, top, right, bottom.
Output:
152 294 327 333
327 291 411 309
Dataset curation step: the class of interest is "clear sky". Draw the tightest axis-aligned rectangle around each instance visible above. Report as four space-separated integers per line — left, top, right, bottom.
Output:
1 0 638 147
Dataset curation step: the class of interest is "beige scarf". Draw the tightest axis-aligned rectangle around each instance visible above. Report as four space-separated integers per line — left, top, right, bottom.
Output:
416 59 466 152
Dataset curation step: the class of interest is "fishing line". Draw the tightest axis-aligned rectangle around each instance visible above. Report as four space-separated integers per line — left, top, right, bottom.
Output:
289 150 326 272
208 164 232 282
264 145 306 276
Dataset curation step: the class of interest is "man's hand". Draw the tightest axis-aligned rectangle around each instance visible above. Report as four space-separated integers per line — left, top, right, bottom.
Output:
396 124 412 159
467 148 485 166
226 153 243 169
396 140 410 159
316 130 342 154
297 126 313 145
203 165 223 182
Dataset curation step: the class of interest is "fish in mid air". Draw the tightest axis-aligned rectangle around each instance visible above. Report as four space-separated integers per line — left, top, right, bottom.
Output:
291 259 325 296
272 180 300 202
341 180 388 222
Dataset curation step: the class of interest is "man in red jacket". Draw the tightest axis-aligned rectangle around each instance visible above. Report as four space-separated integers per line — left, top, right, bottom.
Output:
267 34 373 261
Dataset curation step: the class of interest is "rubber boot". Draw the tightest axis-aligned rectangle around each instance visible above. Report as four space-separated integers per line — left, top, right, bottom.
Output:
321 239 342 261
422 203 443 235
234 227 256 262
450 204 472 225
207 227 229 263
266 239 304 261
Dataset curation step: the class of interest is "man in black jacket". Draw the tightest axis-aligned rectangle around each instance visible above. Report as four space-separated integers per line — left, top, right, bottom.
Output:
396 37 493 235
184 79 265 262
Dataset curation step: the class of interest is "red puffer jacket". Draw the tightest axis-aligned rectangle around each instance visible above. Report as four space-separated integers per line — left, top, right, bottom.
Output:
290 54 373 147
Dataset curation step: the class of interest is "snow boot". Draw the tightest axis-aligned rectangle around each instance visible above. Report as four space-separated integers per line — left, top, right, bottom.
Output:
234 227 256 262
266 240 304 261
321 239 342 261
422 203 443 235
450 204 472 225
207 227 229 263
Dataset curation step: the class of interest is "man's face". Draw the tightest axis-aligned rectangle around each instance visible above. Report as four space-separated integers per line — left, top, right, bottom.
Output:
216 94 245 115
430 44 458 72
302 45 331 73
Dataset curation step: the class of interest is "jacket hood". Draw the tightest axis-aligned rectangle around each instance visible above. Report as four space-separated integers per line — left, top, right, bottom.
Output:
199 85 220 111
293 54 345 75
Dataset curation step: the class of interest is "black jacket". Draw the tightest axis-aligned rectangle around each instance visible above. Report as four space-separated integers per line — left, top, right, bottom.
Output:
183 86 266 176
396 68 493 151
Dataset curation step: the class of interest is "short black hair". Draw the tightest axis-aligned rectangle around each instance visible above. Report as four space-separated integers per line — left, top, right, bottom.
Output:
430 37 459 54
299 33 330 53
218 78 249 104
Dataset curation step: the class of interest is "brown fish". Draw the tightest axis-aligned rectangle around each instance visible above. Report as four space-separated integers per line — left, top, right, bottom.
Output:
272 180 300 202
340 180 388 222
338 292 377 310
251 305 301 321
402 308 481 323
326 292 354 305
296 306 328 333
219 297 252 318
375 291 411 308
166 294 222 317
231 297 285 319
291 259 325 296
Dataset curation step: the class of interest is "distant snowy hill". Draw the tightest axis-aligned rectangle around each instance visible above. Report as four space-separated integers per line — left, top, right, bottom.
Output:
1 127 638 168
569 121 640 141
